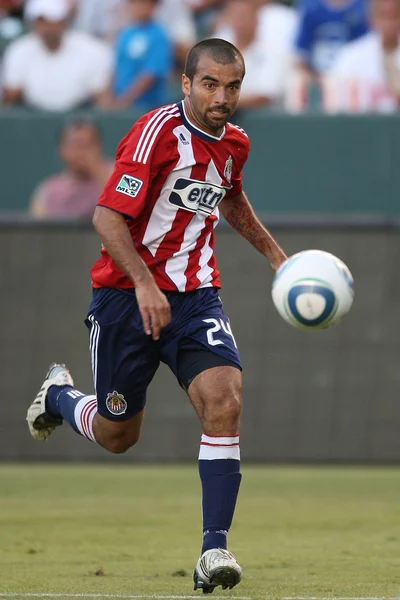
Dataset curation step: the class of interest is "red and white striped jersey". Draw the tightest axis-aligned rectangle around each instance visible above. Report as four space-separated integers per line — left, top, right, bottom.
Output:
91 101 250 292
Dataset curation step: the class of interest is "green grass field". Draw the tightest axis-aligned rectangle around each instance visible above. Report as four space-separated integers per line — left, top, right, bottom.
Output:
0 464 399 600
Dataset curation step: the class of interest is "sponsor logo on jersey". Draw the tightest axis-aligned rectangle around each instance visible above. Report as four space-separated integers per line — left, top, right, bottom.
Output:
106 391 127 416
169 178 229 215
116 174 143 198
224 155 233 183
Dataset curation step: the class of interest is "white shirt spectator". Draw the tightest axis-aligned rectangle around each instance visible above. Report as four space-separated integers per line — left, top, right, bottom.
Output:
2 30 112 110
214 2 297 105
239 39 289 104
215 3 297 54
258 3 297 53
73 0 121 39
325 32 400 112
157 0 196 47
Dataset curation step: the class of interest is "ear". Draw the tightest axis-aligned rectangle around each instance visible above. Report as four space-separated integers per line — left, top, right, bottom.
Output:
182 74 191 98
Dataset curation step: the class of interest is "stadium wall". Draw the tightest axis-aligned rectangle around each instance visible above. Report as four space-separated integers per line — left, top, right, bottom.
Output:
1 111 400 217
2 224 399 463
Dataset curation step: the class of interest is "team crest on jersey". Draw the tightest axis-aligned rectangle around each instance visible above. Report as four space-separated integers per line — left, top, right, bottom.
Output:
169 178 229 216
116 174 143 198
106 391 127 416
224 155 233 183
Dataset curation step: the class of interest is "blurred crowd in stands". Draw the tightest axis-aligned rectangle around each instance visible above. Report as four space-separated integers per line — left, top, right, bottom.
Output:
1 0 400 116
1 0 399 218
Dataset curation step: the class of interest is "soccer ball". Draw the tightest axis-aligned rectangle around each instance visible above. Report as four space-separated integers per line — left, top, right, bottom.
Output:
271 249 354 330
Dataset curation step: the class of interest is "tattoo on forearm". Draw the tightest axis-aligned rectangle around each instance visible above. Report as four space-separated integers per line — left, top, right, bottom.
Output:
223 199 273 255
221 196 286 268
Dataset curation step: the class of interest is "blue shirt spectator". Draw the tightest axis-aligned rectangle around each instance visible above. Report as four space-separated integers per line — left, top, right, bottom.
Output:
97 0 173 111
113 20 172 108
294 0 369 74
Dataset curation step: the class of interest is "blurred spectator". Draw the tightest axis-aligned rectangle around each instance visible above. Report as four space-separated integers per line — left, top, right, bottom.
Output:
0 0 25 89
185 0 225 37
214 0 289 109
215 0 296 49
1 0 112 111
72 0 122 40
98 0 173 111
325 0 400 112
73 0 196 66
0 1 25 54
29 118 114 219
293 0 369 79
256 0 297 54
157 0 197 65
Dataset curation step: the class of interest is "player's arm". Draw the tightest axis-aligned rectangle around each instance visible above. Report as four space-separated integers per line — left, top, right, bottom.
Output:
92 206 171 340
219 191 287 271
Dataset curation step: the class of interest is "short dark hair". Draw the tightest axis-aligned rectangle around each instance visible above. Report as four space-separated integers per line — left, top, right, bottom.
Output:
184 38 245 82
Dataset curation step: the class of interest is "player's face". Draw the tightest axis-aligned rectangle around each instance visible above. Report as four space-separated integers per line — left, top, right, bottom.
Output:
182 54 244 137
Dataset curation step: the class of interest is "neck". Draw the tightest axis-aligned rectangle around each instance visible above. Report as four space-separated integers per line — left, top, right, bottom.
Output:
71 170 91 181
44 40 62 52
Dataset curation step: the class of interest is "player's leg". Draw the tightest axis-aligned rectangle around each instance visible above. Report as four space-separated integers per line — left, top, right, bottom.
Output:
92 410 145 454
27 288 159 453
161 288 243 593
27 362 145 452
182 358 243 592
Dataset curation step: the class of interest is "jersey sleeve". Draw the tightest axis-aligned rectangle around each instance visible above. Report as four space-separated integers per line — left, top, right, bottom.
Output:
97 113 173 219
224 128 250 199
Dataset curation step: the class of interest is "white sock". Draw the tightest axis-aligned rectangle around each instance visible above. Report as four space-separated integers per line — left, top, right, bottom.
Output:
73 395 97 442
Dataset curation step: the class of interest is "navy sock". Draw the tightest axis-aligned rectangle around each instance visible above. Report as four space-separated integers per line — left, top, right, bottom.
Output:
46 385 97 440
198 434 242 554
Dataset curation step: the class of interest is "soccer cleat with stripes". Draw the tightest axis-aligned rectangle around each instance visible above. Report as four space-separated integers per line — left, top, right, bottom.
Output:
26 363 74 441
193 548 242 594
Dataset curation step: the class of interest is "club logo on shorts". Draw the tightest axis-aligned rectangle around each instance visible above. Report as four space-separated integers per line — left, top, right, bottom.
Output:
224 155 233 183
116 174 143 198
106 391 127 415
168 178 229 216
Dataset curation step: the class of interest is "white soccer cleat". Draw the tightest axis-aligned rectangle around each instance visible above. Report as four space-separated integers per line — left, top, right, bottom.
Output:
26 363 74 441
193 548 242 594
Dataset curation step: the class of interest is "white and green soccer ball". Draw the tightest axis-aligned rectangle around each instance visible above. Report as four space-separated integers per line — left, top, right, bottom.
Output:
271 249 355 330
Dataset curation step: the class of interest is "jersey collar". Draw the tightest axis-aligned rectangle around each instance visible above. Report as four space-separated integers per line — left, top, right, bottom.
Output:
179 101 226 143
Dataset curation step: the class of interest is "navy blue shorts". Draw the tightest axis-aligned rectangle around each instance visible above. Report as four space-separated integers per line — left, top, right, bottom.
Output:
85 287 241 421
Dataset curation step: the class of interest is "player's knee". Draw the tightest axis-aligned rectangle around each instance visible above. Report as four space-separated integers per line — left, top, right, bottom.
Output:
104 430 141 454
222 394 242 422
207 390 242 428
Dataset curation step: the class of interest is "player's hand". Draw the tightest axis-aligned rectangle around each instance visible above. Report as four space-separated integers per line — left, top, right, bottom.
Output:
135 281 171 341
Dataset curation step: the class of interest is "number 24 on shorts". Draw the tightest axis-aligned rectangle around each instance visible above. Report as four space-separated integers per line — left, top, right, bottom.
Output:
203 318 237 348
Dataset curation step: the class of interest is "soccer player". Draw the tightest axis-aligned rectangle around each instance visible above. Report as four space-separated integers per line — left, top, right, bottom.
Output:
26 38 287 594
